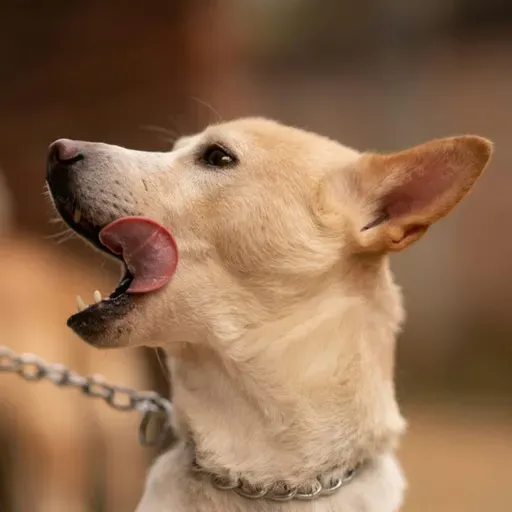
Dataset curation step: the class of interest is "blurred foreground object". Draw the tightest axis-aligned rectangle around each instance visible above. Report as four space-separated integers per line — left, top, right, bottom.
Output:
0 171 152 512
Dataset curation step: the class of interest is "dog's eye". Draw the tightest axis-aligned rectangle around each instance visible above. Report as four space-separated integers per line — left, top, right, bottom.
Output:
201 145 235 168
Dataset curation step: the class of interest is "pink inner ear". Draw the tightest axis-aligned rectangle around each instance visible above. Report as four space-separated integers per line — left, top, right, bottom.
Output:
382 157 457 221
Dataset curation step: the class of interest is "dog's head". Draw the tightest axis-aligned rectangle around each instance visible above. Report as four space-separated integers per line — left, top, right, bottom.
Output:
46 118 492 350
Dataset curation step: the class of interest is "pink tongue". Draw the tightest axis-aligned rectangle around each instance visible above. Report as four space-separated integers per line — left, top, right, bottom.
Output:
99 216 178 294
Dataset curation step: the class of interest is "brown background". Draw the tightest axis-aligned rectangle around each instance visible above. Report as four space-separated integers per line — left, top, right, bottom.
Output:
0 1 511 511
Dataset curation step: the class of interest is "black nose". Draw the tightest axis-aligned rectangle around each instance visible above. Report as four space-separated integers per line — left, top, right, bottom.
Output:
46 139 85 199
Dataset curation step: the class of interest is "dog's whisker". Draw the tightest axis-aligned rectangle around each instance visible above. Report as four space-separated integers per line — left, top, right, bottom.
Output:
49 231 75 245
45 228 73 240
191 97 223 124
154 348 171 384
140 125 180 145
140 116 186 149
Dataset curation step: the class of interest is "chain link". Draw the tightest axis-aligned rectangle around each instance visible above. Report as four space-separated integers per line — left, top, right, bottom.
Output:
0 345 174 447
205 465 358 502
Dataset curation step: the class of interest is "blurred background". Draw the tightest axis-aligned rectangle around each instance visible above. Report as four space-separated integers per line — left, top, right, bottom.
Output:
0 0 511 511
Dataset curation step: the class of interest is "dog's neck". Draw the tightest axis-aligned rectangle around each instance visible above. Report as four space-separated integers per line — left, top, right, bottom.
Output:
166 263 406 506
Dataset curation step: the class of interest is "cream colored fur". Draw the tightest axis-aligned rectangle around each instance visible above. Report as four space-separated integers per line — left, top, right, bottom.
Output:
48 118 492 512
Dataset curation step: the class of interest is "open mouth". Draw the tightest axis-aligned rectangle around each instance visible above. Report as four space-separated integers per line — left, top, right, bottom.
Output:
51 196 179 330
54 200 134 312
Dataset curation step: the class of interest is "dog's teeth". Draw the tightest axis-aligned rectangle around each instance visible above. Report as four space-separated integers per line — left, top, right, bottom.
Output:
73 208 82 223
93 290 102 304
76 295 87 312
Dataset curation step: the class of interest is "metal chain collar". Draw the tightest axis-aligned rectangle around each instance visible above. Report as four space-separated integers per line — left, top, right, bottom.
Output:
0 345 174 447
193 459 360 502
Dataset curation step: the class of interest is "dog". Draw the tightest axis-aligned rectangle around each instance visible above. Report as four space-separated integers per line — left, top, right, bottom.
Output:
0 171 151 512
45 117 492 511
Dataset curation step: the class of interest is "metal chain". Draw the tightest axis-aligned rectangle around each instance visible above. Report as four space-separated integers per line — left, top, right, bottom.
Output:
205 465 358 502
0 345 174 447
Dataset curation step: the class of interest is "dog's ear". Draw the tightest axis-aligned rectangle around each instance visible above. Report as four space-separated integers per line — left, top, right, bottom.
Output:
354 135 493 252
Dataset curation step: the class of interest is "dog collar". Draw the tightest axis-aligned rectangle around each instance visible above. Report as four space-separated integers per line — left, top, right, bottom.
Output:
191 457 362 502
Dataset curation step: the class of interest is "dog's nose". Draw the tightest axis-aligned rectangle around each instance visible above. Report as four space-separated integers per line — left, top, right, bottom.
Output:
48 139 84 167
46 139 86 198
47 138 85 184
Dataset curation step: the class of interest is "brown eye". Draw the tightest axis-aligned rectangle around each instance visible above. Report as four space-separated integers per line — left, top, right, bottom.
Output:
201 145 236 168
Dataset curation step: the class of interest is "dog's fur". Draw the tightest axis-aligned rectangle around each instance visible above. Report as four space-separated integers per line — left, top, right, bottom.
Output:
0 173 151 512
49 118 492 511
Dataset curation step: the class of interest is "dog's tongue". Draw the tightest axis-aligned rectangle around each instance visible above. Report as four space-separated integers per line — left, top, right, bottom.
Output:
99 217 178 294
